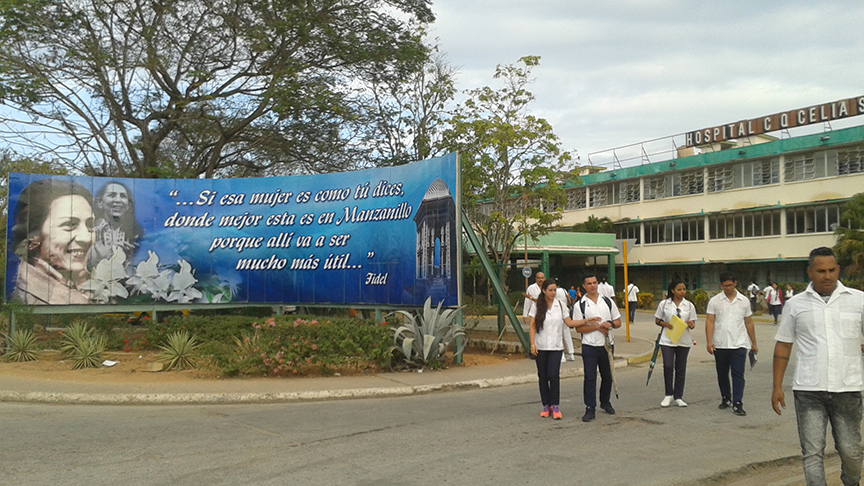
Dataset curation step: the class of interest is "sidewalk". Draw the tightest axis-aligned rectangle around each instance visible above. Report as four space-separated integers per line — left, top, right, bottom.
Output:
0 310 775 406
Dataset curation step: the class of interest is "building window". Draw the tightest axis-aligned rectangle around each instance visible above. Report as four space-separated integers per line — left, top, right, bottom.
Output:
644 216 704 244
614 222 640 244
589 184 610 208
565 188 587 210
644 169 703 200
786 204 843 234
708 209 781 239
706 165 733 193
784 152 816 182
837 146 864 176
706 159 780 193
751 159 780 186
617 180 640 204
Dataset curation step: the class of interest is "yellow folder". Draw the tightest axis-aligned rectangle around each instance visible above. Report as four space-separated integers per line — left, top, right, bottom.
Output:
665 315 687 344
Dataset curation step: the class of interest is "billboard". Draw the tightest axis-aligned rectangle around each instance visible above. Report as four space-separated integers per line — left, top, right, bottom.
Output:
6 154 460 307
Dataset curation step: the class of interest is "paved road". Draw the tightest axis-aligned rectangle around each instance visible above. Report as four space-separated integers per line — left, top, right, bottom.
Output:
0 337 838 486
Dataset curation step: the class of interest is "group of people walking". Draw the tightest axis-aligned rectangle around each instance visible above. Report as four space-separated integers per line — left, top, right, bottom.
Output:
523 246 864 486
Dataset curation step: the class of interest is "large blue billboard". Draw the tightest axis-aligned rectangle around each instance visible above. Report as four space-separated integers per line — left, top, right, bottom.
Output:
6 154 460 307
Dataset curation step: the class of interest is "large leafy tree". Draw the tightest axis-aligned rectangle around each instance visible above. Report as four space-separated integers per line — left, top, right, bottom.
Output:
443 56 574 292
0 0 433 178
835 193 864 278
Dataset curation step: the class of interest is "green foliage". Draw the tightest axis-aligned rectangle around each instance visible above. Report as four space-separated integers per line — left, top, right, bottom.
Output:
686 289 710 314
835 193 864 278
842 279 864 291
0 0 433 178
3 329 38 362
390 298 466 368
60 322 106 369
572 216 615 233
158 331 200 371
224 317 391 377
443 56 575 293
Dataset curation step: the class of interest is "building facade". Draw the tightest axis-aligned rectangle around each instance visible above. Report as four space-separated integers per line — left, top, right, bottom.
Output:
558 125 864 296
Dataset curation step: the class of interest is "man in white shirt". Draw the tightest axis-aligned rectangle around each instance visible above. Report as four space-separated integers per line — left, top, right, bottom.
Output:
772 247 864 486
598 275 616 303
573 274 621 422
706 271 758 416
522 272 545 326
763 282 782 325
747 280 760 313
626 281 639 324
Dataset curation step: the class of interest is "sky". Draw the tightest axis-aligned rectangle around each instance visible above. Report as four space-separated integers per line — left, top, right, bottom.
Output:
427 0 864 168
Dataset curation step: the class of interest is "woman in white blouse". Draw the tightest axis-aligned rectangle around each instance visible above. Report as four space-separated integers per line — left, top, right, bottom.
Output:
529 279 600 419
654 279 698 407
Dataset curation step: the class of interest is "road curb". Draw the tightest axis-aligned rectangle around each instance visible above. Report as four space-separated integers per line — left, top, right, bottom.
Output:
0 361 634 405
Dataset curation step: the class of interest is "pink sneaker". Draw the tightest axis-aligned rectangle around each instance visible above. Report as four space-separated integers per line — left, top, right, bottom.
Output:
551 406 562 420
540 405 550 418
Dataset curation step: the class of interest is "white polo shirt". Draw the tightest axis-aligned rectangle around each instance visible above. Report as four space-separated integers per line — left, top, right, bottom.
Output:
523 282 541 318
654 298 697 347
627 283 639 302
529 300 570 351
573 295 621 347
706 290 753 349
774 282 864 392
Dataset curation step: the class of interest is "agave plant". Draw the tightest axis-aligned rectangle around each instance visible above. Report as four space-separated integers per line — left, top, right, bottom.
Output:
60 321 95 358
390 297 465 368
4 329 38 362
70 334 106 370
158 331 200 370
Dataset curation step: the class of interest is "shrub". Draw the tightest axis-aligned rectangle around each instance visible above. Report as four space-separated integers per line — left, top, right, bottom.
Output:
636 292 654 310
158 331 200 370
70 335 106 370
4 329 38 362
390 298 466 369
686 289 710 314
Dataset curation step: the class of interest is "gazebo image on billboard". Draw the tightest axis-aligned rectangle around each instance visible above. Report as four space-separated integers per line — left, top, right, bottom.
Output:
414 178 457 303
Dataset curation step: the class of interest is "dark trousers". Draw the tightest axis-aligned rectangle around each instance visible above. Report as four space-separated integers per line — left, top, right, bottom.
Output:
535 350 563 406
714 347 747 404
582 344 613 409
628 302 637 323
768 304 781 323
750 297 757 313
661 345 690 399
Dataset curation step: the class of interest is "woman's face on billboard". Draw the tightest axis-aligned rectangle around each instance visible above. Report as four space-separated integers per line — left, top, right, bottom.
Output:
38 195 94 277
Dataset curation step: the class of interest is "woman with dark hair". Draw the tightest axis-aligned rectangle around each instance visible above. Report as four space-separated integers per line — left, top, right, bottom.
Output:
654 279 698 407
90 181 143 266
10 178 95 304
529 278 600 419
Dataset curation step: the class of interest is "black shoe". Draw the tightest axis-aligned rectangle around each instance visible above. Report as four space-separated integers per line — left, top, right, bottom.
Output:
600 403 616 415
582 408 595 422
733 403 746 416
719 398 731 409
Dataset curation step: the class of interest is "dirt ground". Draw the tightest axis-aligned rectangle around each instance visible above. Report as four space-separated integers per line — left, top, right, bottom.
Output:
0 340 525 385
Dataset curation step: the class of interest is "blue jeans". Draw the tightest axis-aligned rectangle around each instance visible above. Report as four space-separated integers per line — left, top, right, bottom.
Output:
582 344 613 409
713 347 747 404
535 350 563 406
794 391 863 486
628 302 637 323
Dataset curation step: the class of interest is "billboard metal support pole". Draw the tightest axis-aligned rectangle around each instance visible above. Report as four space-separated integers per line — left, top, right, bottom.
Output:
461 212 530 355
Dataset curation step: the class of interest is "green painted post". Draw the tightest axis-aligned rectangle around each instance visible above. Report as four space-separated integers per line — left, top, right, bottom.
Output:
9 311 15 337
541 251 550 278
461 214 530 355
374 308 383 323
607 254 616 289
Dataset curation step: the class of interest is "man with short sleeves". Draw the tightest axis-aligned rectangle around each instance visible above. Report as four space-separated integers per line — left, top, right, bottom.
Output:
522 272 544 326
706 271 758 416
747 279 760 313
626 281 639 324
598 275 615 302
573 274 621 422
772 247 864 486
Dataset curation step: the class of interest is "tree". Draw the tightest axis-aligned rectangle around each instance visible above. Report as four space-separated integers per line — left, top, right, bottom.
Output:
360 41 457 166
0 0 433 178
571 215 614 233
442 56 574 293
835 193 864 278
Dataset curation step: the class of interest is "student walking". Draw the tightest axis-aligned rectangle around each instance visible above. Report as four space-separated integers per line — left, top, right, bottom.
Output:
654 279 697 408
706 272 758 416
529 279 599 420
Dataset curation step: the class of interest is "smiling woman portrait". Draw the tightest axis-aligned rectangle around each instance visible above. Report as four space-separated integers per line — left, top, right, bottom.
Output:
11 179 95 304
89 181 143 267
